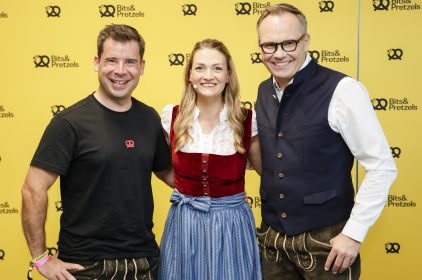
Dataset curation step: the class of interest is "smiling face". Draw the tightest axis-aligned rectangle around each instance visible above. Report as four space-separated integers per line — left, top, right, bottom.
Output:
94 38 144 107
258 13 310 89
189 48 229 100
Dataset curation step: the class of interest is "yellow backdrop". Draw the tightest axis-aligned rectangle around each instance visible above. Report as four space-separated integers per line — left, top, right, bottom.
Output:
0 0 420 279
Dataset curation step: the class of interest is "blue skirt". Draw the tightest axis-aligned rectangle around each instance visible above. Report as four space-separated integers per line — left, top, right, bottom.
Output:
158 189 262 280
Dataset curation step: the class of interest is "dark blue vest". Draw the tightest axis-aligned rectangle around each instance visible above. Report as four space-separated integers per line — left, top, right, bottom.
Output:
255 59 355 235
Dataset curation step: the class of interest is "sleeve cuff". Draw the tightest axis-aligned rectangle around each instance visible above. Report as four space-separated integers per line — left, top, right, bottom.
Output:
341 219 369 243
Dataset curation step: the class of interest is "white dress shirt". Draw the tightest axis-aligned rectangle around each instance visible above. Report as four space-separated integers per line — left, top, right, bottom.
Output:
161 104 258 156
273 55 398 242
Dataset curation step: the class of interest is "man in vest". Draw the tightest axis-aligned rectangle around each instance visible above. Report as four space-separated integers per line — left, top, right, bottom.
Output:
255 3 397 279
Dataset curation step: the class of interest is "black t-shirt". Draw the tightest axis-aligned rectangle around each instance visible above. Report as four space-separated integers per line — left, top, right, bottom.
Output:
31 94 171 261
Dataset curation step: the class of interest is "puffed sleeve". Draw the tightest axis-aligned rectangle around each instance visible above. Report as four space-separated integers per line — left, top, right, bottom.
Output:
160 104 175 135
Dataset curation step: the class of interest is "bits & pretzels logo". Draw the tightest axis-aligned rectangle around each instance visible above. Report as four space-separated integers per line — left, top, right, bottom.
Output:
125 140 135 149
387 194 417 207
308 50 349 63
242 101 255 110
0 105 14 118
373 0 390 10
387 48 403 60
182 4 197 15
385 242 400 254
247 196 261 208
371 97 418 111
390 146 401 158
0 249 4 260
99 5 115 17
33 55 79 68
47 247 58 256
373 0 421 11
99 4 145 18
0 201 19 215
308 50 320 62
46 6 61 17
319 1 335 12
168 53 190 66
235 2 270 15
372 98 388 110
55 201 63 212
250 52 262 64
0 11 8 18
34 55 50 67
51 105 66 116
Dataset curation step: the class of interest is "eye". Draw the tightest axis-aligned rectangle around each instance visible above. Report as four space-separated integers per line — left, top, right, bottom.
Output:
194 66 204 71
283 40 296 48
262 43 276 51
105 58 117 64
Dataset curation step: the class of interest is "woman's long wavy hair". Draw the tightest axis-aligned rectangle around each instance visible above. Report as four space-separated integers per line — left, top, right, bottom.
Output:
173 38 247 154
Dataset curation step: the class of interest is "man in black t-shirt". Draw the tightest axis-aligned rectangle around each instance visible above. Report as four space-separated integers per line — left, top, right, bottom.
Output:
21 24 173 280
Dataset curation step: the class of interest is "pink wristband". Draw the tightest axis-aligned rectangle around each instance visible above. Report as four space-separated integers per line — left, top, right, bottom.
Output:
34 255 49 269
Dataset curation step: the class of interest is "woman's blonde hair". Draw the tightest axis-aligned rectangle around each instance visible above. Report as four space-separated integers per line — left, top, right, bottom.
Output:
173 38 247 153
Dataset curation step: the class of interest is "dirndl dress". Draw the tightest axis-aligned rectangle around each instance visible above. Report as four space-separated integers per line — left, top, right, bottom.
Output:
158 106 261 280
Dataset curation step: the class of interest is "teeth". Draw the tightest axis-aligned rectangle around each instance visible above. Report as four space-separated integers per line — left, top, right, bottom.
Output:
275 61 289 66
112 80 127 84
202 83 216 87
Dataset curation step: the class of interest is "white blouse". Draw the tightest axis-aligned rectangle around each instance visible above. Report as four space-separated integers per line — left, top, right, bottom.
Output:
161 104 258 156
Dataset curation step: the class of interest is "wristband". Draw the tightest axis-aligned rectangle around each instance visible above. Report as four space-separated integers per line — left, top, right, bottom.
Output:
34 255 49 269
30 250 48 265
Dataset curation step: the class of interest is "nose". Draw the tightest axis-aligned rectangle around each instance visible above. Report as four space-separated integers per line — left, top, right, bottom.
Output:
204 68 213 79
115 61 126 75
273 45 287 58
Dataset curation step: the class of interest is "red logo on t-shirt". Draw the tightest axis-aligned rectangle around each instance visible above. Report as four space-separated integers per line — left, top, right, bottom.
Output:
125 140 135 148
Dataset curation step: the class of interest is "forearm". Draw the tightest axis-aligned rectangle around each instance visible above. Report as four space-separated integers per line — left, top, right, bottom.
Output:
248 136 262 175
155 166 174 188
22 180 49 258
342 168 397 242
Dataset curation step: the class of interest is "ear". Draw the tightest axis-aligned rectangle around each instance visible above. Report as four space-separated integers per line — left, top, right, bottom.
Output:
94 56 99 72
139 59 145 76
304 33 311 53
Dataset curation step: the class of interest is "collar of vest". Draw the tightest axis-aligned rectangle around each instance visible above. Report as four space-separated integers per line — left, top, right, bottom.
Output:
290 58 318 86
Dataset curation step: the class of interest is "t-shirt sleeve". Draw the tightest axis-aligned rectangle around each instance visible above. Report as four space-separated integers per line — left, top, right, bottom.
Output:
153 111 172 172
31 117 77 176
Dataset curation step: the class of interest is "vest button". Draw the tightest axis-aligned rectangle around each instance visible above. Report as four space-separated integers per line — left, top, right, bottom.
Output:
202 169 208 174
202 160 207 164
279 193 285 199
277 152 283 159
277 132 284 138
281 212 287 219
278 172 285 178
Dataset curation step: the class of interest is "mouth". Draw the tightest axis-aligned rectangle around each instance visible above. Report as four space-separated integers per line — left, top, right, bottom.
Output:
271 60 291 69
200 83 218 88
110 78 130 85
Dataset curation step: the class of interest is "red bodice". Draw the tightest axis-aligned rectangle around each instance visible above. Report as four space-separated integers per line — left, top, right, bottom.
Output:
170 106 252 198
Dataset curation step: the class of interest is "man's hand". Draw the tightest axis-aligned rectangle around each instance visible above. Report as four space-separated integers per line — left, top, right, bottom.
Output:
37 256 84 280
324 233 361 274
